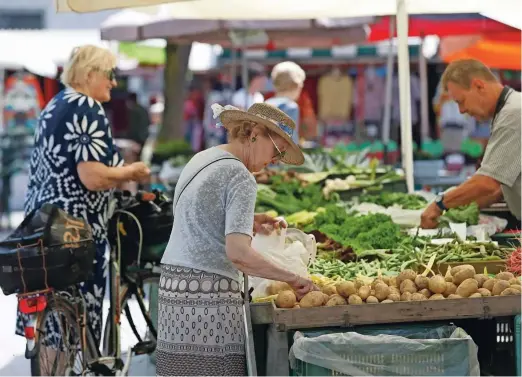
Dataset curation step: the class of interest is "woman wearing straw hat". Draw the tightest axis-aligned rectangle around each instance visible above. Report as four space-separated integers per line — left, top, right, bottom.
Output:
156 103 316 376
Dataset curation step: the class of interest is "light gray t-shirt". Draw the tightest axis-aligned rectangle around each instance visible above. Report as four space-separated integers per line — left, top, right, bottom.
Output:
161 147 257 281
476 89 521 219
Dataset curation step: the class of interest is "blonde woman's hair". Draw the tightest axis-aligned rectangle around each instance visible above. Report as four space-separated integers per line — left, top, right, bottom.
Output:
441 59 498 91
61 45 117 87
271 61 306 93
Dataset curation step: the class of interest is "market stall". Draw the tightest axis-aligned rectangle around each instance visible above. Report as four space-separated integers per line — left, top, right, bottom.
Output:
245 150 521 376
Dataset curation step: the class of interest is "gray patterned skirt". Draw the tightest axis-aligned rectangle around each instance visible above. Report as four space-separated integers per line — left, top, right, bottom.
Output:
156 265 246 376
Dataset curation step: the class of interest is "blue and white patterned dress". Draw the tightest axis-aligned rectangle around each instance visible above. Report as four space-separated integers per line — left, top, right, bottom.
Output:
15 87 123 345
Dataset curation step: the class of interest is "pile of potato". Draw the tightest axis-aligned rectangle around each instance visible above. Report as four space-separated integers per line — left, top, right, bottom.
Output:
274 266 521 309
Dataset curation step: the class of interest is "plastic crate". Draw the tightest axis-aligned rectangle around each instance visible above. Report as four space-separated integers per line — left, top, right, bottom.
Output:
291 324 477 376
515 314 522 376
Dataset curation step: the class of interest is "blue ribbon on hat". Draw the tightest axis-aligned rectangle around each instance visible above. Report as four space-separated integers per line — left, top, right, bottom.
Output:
277 122 293 138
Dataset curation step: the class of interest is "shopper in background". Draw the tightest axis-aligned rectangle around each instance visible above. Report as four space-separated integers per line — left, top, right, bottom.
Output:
16 45 150 374
421 59 520 228
265 61 306 144
231 67 266 109
126 92 150 160
156 103 316 376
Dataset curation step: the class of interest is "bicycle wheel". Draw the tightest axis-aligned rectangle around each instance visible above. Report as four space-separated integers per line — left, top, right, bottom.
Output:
102 275 159 357
30 295 89 376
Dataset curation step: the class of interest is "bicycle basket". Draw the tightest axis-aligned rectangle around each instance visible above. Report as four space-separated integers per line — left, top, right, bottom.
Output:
108 201 172 266
0 203 96 295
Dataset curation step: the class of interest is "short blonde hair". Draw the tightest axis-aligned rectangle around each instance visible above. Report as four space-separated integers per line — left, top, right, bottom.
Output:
228 121 269 142
271 61 306 92
61 45 117 87
441 59 498 91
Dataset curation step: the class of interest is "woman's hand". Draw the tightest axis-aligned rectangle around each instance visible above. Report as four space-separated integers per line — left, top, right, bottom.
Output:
128 162 151 183
253 213 287 235
287 274 319 300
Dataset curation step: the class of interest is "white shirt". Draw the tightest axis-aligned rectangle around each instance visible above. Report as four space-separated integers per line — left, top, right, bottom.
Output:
231 88 264 110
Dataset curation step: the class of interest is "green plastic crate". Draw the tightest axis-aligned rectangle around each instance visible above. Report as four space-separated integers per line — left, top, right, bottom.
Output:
290 325 477 376
515 314 522 376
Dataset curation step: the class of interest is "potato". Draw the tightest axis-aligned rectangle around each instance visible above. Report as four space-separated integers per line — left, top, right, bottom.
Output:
447 294 463 299
509 278 521 286
336 281 357 298
452 265 475 285
456 278 479 298
326 294 347 306
382 276 391 285
398 269 417 284
387 293 401 302
451 265 472 276
389 276 399 288
429 275 447 294
348 294 363 305
322 293 330 305
510 285 522 292
411 293 427 301
400 279 417 294
415 275 429 290
381 299 394 304
268 281 292 295
474 274 489 288
444 282 458 297
501 288 521 296
444 266 453 282
374 283 390 301
469 293 483 298
354 279 366 290
299 291 325 308
496 272 515 281
275 290 297 308
370 289 376 296
371 279 385 288
321 285 337 296
366 296 379 304
293 304 300 309
389 286 400 295
358 285 371 300
401 292 412 301
492 280 511 296
477 288 492 297
419 289 432 298
482 278 498 292
429 293 445 300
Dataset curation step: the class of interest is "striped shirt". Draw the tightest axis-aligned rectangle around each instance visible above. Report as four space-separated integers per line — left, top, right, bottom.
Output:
476 88 521 219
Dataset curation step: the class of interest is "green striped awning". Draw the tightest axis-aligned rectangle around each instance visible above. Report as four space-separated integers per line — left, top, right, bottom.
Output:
219 44 421 62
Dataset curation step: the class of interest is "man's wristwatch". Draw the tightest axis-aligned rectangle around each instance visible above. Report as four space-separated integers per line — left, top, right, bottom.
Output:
435 194 448 212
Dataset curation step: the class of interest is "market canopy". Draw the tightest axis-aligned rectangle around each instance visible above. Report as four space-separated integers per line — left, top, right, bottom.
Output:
57 0 517 18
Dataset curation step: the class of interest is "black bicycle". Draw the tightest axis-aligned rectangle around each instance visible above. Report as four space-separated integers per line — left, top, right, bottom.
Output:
2 190 172 376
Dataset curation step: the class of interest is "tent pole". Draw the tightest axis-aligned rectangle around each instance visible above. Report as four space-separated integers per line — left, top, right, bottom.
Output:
419 35 430 143
396 0 414 193
382 16 395 147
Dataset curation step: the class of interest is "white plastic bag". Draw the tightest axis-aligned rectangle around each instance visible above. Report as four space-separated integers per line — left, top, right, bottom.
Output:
250 227 316 299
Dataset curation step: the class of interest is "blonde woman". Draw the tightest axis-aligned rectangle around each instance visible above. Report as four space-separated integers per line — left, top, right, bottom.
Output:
15 45 150 374
156 103 317 376
266 61 306 143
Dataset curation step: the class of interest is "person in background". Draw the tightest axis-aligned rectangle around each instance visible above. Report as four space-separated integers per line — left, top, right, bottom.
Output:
126 92 150 160
265 61 306 145
203 75 233 148
421 59 520 228
231 67 266 110
16 45 150 374
140 101 163 165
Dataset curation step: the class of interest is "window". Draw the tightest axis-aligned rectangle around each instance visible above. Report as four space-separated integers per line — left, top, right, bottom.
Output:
0 10 44 29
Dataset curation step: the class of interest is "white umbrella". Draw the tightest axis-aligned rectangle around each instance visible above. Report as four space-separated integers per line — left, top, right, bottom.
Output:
56 0 191 13
100 8 159 40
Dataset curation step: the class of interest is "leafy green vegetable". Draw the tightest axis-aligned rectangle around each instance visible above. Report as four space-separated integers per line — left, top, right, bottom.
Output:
441 202 480 226
358 192 427 209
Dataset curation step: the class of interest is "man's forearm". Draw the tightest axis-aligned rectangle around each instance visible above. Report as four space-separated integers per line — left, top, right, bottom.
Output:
443 175 501 209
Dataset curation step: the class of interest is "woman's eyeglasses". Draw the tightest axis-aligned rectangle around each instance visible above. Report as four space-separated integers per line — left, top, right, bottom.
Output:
105 68 117 81
268 133 286 161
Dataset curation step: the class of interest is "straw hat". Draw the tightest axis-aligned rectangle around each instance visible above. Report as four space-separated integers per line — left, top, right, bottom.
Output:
216 103 304 165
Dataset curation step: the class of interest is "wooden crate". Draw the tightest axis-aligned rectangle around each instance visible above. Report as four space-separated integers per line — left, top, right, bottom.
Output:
272 296 521 331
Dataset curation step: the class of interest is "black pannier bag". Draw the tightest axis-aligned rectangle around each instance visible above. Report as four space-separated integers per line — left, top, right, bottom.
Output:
108 198 173 266
0 203 96 295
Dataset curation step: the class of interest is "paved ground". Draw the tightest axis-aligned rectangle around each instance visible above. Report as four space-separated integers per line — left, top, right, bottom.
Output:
0 213 156 376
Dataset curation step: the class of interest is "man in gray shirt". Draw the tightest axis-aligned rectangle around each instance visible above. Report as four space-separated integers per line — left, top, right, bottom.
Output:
421 59 521 228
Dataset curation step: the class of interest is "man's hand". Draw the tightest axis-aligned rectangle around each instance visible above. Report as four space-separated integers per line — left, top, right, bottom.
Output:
420 202 442 229
253 213 287 235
